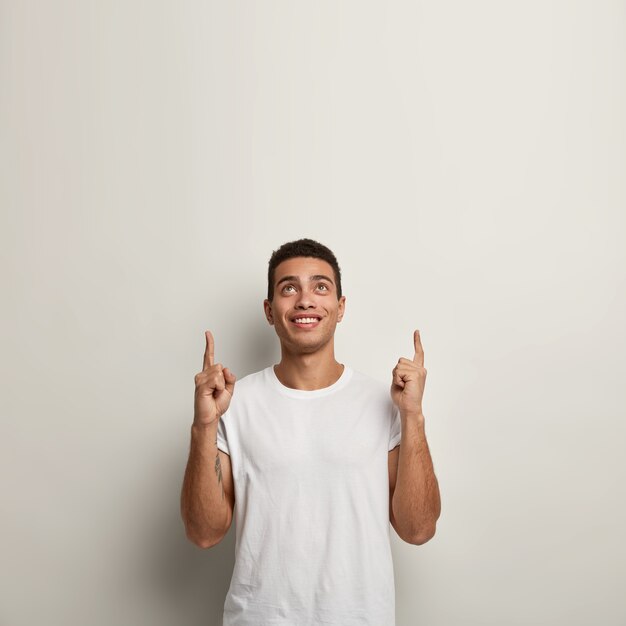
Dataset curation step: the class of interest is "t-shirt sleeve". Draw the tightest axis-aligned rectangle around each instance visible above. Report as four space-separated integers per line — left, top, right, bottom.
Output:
216 411 230 455
388 404 401 451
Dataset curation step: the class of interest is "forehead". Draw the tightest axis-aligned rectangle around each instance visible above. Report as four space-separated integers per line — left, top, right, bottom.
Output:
273 256 335 282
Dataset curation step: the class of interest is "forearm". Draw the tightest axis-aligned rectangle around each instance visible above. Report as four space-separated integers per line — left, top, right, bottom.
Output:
392 414 441 544
180 422 230 547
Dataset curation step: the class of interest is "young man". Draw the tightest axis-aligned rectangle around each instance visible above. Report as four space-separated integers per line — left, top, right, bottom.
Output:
181 238 441 626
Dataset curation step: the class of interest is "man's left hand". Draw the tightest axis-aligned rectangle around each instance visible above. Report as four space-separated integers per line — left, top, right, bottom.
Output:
390 329 427 419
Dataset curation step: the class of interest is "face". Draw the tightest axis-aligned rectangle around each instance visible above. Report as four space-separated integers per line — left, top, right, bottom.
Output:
263 256 346 355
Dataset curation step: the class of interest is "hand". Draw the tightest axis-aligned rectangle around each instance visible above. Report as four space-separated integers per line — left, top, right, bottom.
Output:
193 330 236 426
390 329 427 418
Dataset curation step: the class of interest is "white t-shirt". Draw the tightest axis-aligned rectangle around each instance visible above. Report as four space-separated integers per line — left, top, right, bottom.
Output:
216 364 402 626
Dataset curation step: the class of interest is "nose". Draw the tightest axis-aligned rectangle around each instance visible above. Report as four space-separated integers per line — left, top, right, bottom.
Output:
295 289 316 309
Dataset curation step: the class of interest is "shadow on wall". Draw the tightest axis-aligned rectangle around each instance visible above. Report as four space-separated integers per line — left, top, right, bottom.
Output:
153 506 236 626
227 290 281 379
128 425 238 626
145 323 275 626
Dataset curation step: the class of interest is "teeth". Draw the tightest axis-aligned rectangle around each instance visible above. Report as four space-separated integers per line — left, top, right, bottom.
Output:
294 318 319 324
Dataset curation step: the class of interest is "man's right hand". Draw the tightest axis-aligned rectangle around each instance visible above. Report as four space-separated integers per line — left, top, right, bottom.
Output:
193 330 236 426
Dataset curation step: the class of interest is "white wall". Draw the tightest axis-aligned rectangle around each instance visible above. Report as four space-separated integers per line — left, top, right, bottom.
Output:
1 2 624 625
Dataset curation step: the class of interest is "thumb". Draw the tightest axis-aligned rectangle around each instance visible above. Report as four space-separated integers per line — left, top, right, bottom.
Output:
223 367 236 394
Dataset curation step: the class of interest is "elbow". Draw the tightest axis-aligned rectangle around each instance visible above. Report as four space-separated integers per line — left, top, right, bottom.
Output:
183 522 226 549
186 530 224 549
406 523 437 546
181 506 232 549
192 537 219 549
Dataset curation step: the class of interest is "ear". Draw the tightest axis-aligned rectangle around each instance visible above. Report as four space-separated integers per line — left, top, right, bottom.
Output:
337 296 346 322
263 299 274 325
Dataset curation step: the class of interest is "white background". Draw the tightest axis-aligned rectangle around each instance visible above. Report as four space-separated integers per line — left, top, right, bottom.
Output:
1 2 625 625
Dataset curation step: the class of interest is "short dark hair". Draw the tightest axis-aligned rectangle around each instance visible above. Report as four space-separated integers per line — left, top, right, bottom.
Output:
267 238 342 302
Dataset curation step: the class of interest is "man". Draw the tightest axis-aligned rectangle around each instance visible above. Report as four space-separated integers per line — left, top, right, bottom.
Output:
180 238 441 625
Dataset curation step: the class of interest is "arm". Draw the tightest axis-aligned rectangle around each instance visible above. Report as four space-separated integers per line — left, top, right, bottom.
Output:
389 329 441 545
389 415 440 544
181 422 235 548
180 330 236 548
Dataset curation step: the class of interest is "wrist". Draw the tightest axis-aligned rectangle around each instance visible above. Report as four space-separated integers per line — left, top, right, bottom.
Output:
191 420 218 435
401 415 427 444
400 410 425 422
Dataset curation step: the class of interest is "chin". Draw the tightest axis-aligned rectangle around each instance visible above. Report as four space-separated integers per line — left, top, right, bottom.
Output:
298 343 322 354
281 336 321 354
298 335 333 353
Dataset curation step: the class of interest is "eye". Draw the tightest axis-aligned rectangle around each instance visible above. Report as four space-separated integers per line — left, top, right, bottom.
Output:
317 283 329 291
282 284 296 293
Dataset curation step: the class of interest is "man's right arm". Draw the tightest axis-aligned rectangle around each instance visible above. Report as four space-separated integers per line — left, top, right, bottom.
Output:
181 421 235 548
180 330 236 549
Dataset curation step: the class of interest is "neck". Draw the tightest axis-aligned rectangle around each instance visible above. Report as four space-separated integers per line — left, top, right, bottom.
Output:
274 342 344 391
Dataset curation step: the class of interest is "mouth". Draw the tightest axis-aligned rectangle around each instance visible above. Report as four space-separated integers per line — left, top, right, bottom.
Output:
291 316 322 329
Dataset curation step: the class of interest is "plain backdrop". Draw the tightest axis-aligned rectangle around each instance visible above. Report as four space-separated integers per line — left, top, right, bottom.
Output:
1 1 625 625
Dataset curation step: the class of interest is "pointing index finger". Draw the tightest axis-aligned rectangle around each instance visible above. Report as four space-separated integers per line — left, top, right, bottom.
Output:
203 330 215 370
413 329 424 367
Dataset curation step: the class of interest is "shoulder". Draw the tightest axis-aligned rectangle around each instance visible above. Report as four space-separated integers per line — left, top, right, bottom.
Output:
346 367 391 399
348 367 387 389
346 367 398 425
220 367 270 420
232 366 270 392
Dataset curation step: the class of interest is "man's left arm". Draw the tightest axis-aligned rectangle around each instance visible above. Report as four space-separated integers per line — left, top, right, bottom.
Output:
389 330 441 545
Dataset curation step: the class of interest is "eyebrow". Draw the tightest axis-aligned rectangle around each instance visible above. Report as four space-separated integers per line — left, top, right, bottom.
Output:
276 274 335 287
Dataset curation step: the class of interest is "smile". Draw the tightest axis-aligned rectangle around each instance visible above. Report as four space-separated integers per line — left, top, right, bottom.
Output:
291 317 321 328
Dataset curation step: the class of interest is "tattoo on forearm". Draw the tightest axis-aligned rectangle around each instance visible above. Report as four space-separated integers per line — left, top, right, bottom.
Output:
214 438 224 500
